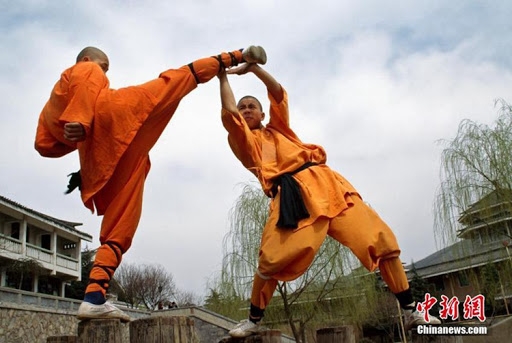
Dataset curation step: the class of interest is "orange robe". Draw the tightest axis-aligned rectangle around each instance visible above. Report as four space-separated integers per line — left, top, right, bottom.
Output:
222 88 408 310
35 61 156 213
222 88 360 229
35 50 244 295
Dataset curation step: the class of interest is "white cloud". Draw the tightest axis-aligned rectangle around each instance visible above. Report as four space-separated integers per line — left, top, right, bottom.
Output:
2 0 512 298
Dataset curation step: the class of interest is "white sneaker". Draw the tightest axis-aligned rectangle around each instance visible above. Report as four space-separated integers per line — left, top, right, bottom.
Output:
405 309 441 330
243 46 267 65
229 319 260 338
77 301 131 323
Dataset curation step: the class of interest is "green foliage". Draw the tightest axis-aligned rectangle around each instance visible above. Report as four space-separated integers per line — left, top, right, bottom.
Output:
203 287 246 317
434 99 512 247
7 257 44 290
213 182 397 342
481 263 500 312
203 289 222 309
220 182 270 299
409 263 430 300
433 99 512 319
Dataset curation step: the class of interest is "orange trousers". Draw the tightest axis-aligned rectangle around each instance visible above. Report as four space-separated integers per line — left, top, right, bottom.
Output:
86 50 244 295
250 193 409 310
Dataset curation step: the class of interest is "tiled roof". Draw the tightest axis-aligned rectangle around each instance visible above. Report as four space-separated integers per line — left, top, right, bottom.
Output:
0 194 92 241
460 189 512 218
406 239 511 278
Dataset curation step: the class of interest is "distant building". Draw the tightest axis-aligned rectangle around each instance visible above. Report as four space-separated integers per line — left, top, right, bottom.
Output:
407 190 512 316
0 195 92 297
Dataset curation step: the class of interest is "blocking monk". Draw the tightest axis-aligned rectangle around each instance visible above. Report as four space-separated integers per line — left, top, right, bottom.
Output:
34 45 267 321
216 63 441 338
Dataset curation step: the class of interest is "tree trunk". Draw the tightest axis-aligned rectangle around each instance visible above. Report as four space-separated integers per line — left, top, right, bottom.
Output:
317 326 356 343
218 330 281 343
77 319 122 343
130 316 196 343
47 336 77 343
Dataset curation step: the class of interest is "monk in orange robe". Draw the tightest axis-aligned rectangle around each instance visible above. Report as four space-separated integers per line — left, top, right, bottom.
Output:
35 45 267 321
217 63 441 337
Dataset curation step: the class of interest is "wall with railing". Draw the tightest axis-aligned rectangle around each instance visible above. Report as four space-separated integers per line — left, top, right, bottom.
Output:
0 233 79 276
26 243 52 263
0 286 148 343
0 233 22 254
0 287 295 343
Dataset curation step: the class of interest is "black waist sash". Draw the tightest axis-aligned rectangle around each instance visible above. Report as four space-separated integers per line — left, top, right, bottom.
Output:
270 162 318 229
65 170 82 194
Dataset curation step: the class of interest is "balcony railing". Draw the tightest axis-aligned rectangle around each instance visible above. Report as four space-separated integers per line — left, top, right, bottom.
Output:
26 243 52 263
0 234 22 254
56 254 78 271
0 233 79 273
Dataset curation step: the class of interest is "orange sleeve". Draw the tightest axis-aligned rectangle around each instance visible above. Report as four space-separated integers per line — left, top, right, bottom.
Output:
35 62 108 158
59 62 109 134
268 86 289 126
34 113 76 157
35 67 77 157
221 108 261 174
267 88 301 141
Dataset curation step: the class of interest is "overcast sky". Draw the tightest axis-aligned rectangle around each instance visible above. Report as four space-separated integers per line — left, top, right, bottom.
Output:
2 1 512 299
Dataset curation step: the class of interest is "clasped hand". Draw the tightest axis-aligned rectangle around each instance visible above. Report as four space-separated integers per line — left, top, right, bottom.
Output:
64 122 86 142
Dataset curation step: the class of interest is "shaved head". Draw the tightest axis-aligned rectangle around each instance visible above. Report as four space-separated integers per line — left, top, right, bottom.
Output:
238 95 263 111
76 46 108 63
76 46 109 72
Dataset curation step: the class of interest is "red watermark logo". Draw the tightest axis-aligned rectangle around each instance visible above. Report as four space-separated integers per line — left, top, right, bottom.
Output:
417 293 486 322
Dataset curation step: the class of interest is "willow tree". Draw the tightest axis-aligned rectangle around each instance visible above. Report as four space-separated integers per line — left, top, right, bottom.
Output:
208 182 394 343
434 99 512 315
434 99 512 246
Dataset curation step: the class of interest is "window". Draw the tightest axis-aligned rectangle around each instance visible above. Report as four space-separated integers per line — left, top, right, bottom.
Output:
478 226 509 244
41 234 51 250
433 278 445 292
458 271 470 287
38 275 60 296
5 270 33 291
488 226 508 243
10 222 20 240
63 243 77 250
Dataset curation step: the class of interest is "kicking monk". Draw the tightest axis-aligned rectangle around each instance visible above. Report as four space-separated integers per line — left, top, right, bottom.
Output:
35 45 267 321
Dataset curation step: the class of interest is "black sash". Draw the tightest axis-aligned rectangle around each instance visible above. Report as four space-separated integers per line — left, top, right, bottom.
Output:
270 162 318 229
65 170 81 194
